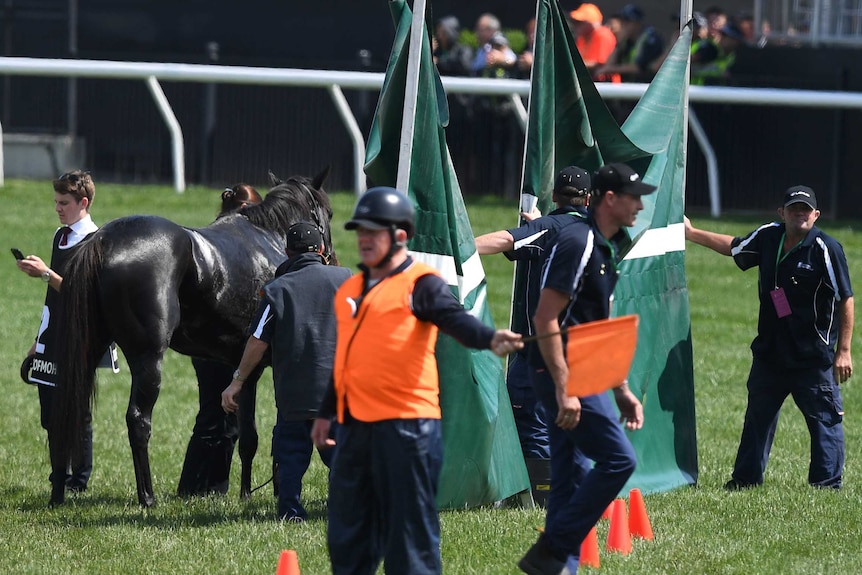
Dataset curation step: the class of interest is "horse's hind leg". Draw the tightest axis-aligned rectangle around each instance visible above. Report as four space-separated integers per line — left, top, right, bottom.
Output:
125 353 164 508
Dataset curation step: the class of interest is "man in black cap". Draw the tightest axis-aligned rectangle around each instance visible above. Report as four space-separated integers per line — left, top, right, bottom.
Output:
519 162 653 575
594 3 664 83
685 186 854 491
221 221 352 521
691 20 744 84
475 166 595 505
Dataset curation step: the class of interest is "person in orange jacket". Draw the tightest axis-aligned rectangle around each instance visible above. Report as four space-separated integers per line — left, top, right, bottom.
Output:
311 187 522 575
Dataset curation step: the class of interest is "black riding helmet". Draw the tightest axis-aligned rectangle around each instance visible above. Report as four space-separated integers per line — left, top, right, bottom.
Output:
345 187 415 268
345 186 415 238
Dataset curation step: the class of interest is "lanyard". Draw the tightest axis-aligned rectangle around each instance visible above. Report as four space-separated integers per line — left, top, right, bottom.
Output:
774 232 802 289
606 239 621 275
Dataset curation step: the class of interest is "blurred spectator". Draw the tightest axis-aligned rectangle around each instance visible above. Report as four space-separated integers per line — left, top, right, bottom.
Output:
735 11 757 45
691 10 720 67
469 13 520 197
691 21 744 85
471 13 516 76
569 3 617 78
595 4 664 83
516 17 537 78
735 11 768 47
759 19 772 47
649 11 707 75
694 11 710 42
704 6 727 42
433 15 472 76
433 15 473 193
606 13 623 41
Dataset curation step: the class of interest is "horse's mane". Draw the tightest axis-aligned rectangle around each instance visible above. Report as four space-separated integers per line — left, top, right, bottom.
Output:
240 169 336 262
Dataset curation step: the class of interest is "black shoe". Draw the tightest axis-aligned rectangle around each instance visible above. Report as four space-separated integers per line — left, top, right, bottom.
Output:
518 536 570 575
724 479 756 491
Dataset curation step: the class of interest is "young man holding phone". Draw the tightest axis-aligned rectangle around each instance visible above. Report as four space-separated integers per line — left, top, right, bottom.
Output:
15 170 100 493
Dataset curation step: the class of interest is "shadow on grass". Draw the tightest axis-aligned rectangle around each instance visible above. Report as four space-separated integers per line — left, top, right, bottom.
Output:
1 486 329 528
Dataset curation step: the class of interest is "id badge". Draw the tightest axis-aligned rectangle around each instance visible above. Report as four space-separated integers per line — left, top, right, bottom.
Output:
770 287 792 318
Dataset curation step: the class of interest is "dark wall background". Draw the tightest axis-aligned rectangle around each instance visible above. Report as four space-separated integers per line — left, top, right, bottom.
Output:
0 0 860 218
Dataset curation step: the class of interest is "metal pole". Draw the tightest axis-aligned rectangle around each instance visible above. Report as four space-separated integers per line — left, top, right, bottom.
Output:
688 108 720 217
200 41 218 184
327 84 366 195
680 0 694 213
145 76 185 193
509 94 527 132
396 0 426 193
67 0 78 137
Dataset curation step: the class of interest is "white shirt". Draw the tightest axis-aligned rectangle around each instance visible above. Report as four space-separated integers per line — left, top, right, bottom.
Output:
58 213 98 249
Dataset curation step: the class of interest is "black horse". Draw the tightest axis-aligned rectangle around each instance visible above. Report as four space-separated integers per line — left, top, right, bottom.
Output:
50 170 335 507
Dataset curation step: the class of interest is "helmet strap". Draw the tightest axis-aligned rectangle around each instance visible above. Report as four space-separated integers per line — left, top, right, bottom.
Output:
372 225 405 269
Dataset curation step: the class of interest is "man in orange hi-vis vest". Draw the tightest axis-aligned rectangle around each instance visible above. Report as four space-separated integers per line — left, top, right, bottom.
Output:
311 187 522 575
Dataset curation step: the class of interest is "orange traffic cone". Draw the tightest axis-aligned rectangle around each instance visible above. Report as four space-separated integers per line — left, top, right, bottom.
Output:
628 488 654 540
579 525 600 568
276 549 300 575
606 498 632 555
601 502 613 520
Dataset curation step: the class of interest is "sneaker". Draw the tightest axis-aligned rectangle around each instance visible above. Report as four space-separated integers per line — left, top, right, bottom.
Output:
723 479 756 491
279 514 304 524
518 536 570 575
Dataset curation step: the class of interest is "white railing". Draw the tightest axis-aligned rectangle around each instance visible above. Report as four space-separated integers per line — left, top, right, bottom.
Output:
2 56 862 215
755 0 862 46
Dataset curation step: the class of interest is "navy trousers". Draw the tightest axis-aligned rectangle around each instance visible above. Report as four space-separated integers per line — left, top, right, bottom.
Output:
327 417 443 575
507 354 550 459
732 357 844 488
531 367 637 560
272 417 334 520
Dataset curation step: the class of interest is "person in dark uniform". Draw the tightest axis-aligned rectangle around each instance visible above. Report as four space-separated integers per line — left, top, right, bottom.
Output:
177 183 264 497
475 166 594 505
221 221 351 521
310 187 523 575
518 163 652 575
15 170 100 493
684 185 853 490
595 4 664 83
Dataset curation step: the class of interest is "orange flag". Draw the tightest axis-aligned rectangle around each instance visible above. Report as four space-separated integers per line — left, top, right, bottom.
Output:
565 315 638 396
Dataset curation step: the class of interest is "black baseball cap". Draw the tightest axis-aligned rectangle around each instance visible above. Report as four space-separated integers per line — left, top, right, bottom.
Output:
783 185 817 209
620 4 645 22
553 166 592 197
286 221 322 254
592 163 657 196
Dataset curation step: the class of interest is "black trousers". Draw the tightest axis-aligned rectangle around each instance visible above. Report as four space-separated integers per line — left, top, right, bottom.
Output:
39 383 92 490
177 358 239 496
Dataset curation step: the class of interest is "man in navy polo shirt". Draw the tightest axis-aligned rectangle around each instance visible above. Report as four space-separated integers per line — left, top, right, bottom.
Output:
518 163 651 575
475 166 593 505
685 185 854 490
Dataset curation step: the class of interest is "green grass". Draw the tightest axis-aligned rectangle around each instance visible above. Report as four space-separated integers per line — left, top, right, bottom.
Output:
1 179 861 574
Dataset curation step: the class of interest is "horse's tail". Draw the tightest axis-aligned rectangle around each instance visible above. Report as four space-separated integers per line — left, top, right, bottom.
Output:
51 238 108 466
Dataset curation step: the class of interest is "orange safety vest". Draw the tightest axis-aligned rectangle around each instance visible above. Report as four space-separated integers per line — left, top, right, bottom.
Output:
333 260 442 422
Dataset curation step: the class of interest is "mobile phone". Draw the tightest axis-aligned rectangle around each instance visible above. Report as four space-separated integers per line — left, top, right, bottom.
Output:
11 248 24 260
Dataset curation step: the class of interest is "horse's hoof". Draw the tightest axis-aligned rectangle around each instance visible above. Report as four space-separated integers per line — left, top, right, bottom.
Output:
240 489 251 501
139 495 156 508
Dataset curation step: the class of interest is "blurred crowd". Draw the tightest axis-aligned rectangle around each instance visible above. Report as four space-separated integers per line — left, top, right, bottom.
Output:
433 4 771 86
431 4 767 195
